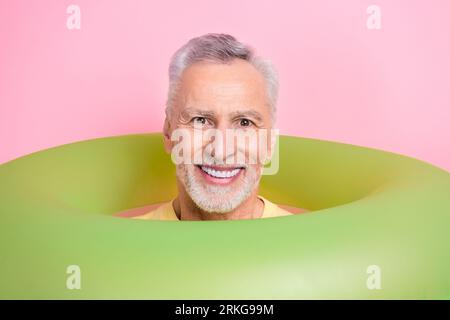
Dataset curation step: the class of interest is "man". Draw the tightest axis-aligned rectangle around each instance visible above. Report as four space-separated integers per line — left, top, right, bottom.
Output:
124 33 306 221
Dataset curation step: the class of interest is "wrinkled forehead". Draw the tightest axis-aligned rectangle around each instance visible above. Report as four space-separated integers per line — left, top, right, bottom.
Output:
173 60 271 118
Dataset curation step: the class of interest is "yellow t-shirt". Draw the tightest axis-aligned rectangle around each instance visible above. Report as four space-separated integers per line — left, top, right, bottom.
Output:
132 196 292 221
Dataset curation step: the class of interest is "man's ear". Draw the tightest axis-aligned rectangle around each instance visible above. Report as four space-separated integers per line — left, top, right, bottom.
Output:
163 117 172 154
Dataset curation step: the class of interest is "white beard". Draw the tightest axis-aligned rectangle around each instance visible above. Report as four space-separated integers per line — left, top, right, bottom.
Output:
176 163 261 214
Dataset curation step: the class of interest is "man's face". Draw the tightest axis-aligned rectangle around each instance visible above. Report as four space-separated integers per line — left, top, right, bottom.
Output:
164 59 274 213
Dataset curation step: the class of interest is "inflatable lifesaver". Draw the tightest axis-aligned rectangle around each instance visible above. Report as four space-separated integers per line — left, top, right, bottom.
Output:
0 133 449 299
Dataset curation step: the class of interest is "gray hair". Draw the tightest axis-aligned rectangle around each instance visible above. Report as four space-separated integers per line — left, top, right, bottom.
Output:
166 33 279 122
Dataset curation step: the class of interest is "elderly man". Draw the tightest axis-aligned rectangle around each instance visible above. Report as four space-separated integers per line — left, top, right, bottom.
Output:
122 33 306 221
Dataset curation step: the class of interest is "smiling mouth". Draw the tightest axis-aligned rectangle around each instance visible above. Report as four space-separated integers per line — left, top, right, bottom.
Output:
196 165 245 179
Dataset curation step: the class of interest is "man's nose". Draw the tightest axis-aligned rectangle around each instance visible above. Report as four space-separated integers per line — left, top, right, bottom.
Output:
207 124 233 163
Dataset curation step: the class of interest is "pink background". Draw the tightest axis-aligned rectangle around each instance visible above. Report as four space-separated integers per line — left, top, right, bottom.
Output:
1 0 449 171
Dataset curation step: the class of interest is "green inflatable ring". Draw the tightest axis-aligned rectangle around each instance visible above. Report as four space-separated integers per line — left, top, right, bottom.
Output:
0 133 449 299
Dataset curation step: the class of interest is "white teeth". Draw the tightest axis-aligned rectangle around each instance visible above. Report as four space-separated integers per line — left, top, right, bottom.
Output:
200 166 241 179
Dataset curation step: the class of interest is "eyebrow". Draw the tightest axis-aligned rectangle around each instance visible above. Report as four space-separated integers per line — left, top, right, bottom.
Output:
179 107 216 120
229 110 264 123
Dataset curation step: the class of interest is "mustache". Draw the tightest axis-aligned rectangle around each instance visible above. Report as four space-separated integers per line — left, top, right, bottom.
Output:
190 152 253 168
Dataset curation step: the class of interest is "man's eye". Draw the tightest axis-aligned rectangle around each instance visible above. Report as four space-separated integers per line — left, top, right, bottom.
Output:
239 118 253 127
192 117 207 125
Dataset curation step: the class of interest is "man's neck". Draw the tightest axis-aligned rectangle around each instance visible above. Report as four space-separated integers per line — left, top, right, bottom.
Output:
173 191 264 221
